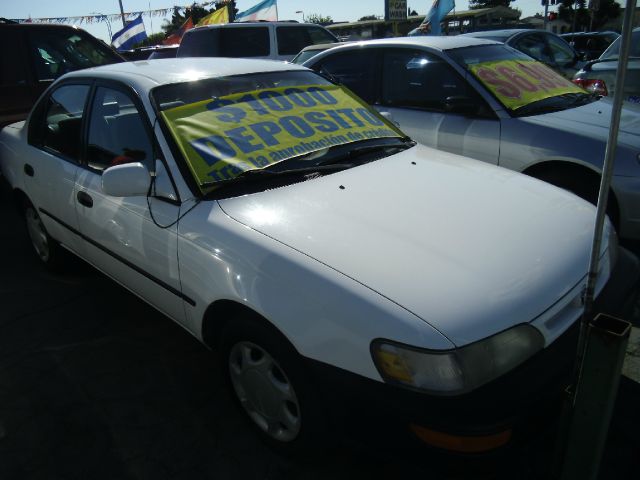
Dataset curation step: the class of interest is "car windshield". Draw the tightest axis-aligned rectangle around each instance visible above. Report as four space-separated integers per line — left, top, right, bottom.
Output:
152 71 408 193
600 29 640 60
30 30 121 78
449 44 595 116
291 48 327 65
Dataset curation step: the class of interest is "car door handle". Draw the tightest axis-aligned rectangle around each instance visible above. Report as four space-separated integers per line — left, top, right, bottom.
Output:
77 190 93 208
24 164 34 177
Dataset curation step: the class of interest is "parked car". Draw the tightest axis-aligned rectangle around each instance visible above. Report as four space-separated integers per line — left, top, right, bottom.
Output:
461 29 583 78
290 41 342 64
303 36 640 240
0 57 630 454
573 27 640 103
120 44 179 61
0 20 124 128
560 31 619 61
178 22 339 61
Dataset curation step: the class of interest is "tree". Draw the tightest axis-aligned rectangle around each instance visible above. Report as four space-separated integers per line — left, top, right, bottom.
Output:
161 2 238 35
134 32 166 48
358 15 380 21
469 0 514 9
306 13 333 25
558 0 620 31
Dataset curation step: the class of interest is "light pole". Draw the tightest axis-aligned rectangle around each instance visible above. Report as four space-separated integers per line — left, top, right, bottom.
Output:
296 10 305 22
91 12 112 41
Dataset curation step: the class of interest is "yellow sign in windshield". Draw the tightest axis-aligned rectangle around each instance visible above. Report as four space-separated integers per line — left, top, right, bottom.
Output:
161 84 402 189
469 59 585 110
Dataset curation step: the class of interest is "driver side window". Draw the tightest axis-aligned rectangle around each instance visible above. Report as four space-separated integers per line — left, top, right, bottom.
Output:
381 49 477 113
86 87 154 172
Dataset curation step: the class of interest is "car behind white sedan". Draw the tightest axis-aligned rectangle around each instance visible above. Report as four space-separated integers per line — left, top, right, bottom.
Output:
303 36 640 241
0 58 631 454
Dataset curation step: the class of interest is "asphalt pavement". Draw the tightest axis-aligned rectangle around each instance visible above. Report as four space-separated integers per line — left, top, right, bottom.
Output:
1 179 639 480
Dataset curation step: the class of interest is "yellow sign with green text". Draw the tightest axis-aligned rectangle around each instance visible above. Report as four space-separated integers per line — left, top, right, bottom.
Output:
161 85 402 189
469 59 585 110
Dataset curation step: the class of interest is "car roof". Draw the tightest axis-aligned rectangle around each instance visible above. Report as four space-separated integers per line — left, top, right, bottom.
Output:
299 42 343 52
61 57 309 90
560 31 618 37
461 29 529 41
190 21 327 30
304 35 501 53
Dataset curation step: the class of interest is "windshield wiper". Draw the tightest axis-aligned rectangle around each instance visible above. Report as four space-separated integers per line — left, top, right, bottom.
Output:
200 163 353 190
514 93 596 117
318 141 415 166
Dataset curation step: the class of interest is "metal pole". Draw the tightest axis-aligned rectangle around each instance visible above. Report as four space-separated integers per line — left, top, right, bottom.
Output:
555 0 638 477
577 0 637 370
559 315 631 480
544 1 549 31
118 0 126 28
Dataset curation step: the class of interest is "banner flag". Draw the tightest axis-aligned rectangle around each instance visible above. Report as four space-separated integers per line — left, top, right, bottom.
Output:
235 0 278 22
197 7 229 26
111 15 147 51
412 0 455 36
163 17 194 45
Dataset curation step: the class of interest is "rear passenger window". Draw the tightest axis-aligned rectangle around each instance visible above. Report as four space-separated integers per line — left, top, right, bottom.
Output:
86 87 153 172
180 27 270 57
41 84 89 161
277 26 337 56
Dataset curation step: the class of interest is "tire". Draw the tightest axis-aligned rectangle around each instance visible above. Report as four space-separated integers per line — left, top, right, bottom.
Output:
23 201 66 271
220 315 327 455
531 169 620 232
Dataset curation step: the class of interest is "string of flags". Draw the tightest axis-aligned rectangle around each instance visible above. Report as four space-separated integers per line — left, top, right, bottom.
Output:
9 1 219 25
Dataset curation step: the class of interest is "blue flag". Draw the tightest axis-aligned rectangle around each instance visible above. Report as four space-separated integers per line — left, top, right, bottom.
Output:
235 0 278 22
112 15 148 51
413 0 455 36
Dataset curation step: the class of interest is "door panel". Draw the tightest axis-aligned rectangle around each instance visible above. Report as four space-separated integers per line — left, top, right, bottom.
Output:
75 85 185 323
378 49 500 164
23 84 90 254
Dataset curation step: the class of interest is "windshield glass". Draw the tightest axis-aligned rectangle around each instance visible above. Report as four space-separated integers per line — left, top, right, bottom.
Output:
601 29 640 60
153 71 404 191
449 44 587 113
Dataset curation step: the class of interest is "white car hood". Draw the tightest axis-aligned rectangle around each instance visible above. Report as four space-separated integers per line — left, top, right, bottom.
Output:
218 145 597 346
521 97 640 147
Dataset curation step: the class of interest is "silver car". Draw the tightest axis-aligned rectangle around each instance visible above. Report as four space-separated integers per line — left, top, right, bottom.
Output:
573 27 640 104
304 36 640 240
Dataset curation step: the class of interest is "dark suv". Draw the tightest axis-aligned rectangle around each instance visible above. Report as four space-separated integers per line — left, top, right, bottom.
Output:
0 20 123 128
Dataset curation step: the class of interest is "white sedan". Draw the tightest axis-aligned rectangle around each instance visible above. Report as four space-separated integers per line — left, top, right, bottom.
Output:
0 58 626 454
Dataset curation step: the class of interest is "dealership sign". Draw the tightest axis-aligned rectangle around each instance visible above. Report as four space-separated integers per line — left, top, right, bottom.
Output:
385 0 407 21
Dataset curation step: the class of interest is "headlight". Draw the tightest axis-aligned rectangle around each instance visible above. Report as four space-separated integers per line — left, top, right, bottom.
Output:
371 324 544 395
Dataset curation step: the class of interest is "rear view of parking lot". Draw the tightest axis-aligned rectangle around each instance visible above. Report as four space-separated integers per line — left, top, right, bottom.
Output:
1 179 639 479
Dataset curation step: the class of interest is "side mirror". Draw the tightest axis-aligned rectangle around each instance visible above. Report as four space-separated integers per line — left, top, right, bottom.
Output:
444 96 481 116
102 162 151 197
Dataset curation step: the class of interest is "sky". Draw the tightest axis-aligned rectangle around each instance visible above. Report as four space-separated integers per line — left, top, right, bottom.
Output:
3 0 569 43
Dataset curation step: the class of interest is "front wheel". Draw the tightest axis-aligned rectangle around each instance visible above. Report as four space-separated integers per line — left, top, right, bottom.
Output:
23 202 66 271
220 316 327 454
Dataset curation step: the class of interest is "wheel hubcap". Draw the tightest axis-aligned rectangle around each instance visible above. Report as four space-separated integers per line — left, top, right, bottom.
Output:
228 341 301 442
25 207 49 262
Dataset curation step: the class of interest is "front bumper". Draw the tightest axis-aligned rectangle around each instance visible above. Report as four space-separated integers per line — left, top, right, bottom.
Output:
305 247 639 454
